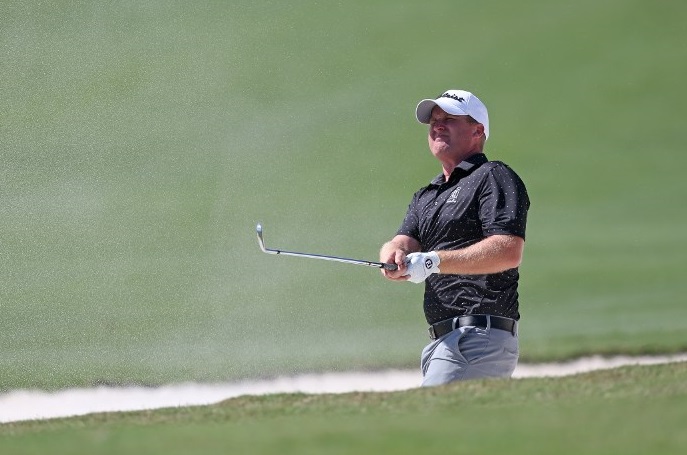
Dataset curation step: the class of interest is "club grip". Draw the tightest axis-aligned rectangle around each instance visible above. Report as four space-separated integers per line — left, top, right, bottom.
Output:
382 263 398 271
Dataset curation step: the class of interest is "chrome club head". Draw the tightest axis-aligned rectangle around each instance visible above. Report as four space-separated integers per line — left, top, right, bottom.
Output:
256 223 267 253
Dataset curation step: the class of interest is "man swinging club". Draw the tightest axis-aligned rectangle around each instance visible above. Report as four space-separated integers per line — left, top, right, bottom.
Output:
379 89 530 386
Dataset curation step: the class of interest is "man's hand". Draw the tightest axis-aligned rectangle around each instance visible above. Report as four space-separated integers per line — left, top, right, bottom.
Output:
404 251 440 283
380 235 421 281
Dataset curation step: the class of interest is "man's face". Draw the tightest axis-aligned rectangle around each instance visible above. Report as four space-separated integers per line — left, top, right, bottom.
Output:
428 106 483 161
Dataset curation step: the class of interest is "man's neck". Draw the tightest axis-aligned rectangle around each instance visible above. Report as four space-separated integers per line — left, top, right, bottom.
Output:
441 151 482 181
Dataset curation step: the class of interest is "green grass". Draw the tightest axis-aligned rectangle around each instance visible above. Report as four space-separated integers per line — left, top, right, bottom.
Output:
2 0 687 391
2 362 687 454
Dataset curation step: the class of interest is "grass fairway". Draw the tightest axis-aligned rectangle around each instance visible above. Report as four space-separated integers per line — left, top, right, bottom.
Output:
5 0 687 451
2 362 686 454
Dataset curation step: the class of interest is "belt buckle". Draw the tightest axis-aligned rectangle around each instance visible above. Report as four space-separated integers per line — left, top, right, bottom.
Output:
428 325 437 340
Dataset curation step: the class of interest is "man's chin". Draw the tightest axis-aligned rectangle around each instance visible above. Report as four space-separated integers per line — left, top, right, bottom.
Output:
430 144 450 156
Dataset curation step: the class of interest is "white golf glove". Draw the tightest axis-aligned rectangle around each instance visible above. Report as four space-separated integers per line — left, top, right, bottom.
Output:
404 251 441 284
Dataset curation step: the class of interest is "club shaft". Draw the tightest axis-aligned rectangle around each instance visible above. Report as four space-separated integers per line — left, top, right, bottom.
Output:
256 223 397 271
263 247 397 270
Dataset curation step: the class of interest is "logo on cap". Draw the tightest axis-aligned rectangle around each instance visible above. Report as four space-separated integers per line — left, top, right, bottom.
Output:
440 92 465 103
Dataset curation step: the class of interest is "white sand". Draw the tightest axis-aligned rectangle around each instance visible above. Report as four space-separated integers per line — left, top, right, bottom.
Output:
2 353 686 424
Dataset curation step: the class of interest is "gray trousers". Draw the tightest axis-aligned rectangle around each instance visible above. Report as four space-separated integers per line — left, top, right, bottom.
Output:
421 317 519 386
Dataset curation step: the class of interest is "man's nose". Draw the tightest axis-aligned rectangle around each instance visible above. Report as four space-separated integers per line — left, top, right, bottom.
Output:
432 120 446 131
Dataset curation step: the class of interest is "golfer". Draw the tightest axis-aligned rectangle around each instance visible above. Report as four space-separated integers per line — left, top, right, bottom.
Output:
380 89 530 386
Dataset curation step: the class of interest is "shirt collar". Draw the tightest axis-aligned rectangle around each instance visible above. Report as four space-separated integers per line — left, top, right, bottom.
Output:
430 153 489 185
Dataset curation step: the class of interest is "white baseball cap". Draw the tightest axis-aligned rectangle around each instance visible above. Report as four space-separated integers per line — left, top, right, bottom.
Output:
415 89 490 139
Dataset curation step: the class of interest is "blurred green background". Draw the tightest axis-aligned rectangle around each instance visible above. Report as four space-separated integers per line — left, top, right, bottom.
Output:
2 0 686 390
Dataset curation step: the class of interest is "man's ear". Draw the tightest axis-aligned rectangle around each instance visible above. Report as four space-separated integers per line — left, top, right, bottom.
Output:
474 123 485 137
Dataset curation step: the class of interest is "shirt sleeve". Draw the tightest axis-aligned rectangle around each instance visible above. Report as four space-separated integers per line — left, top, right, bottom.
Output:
478 163 530 239
396 192 421 240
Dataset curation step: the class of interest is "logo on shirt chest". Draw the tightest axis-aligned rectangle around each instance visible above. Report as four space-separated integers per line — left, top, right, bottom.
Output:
446 187 462 203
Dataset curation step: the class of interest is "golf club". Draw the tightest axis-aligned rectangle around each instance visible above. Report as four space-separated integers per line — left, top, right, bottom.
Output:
256 223 398 271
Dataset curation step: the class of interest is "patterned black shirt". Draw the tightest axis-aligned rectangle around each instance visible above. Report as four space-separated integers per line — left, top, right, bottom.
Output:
397 153 530 324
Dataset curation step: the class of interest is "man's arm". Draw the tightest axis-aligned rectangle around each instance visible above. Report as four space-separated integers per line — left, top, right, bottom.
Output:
383 234 524 283
435 234 524 275
379 234 421 281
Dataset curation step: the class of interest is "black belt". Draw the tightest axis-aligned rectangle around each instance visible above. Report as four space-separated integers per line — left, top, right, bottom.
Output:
428 315 517 340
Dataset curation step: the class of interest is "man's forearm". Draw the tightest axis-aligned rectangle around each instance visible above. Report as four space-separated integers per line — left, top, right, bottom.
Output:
435 235 524 275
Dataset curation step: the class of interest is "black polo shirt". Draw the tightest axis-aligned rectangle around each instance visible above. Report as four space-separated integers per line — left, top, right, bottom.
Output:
397 153 530 324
